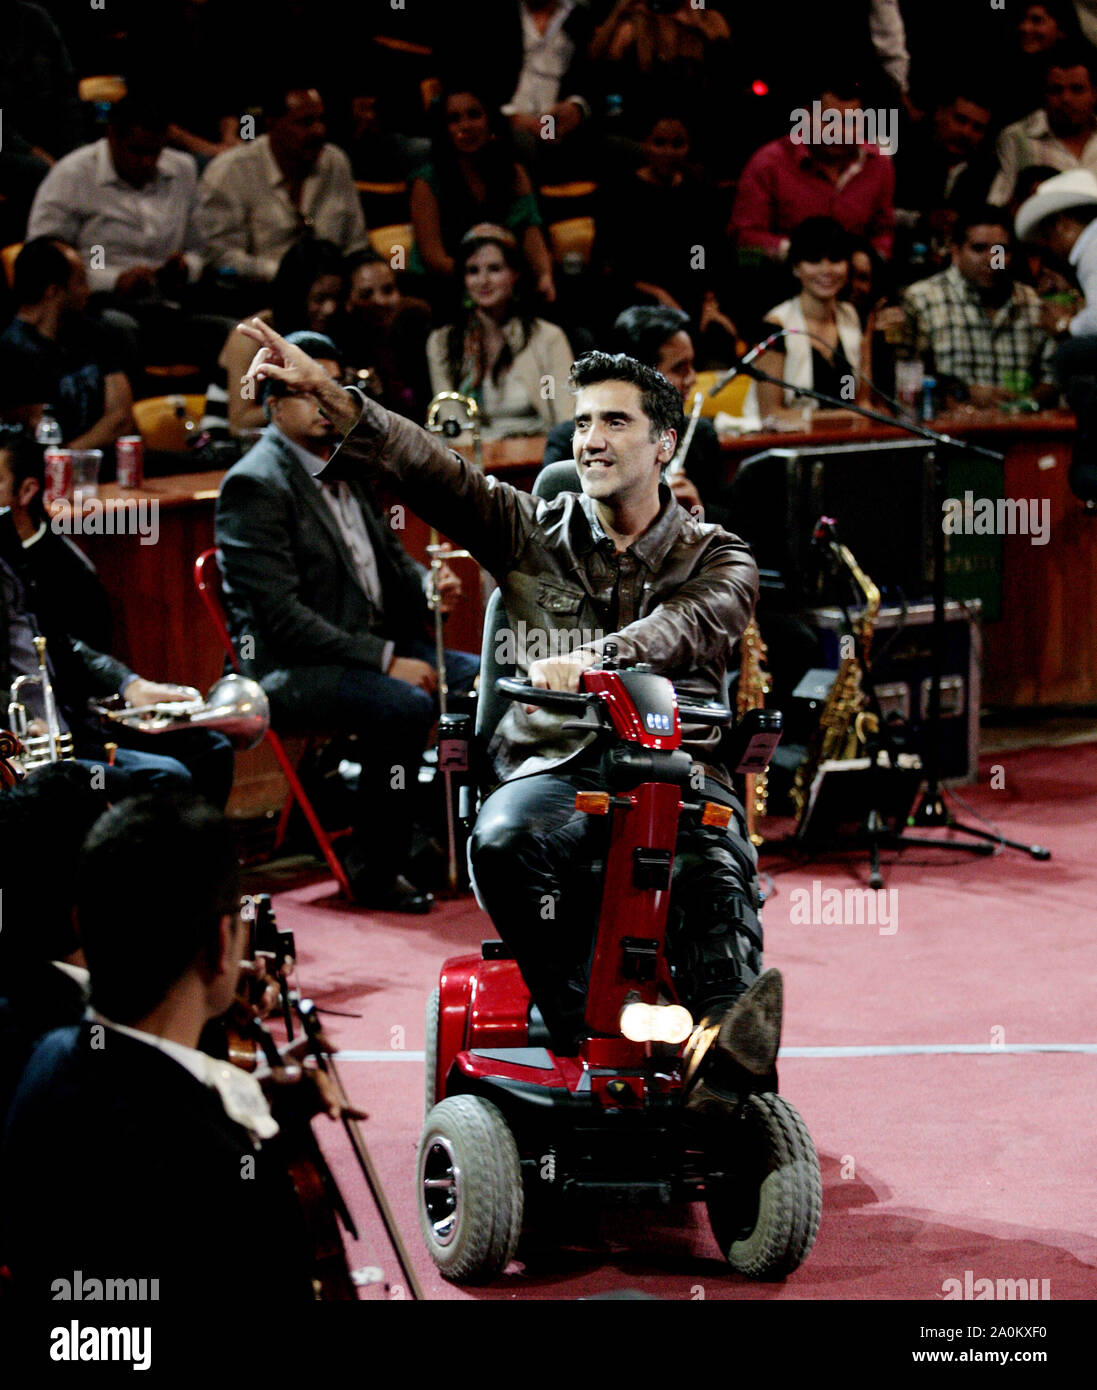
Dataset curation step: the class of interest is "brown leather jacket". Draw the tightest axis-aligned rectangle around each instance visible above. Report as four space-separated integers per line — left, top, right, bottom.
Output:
322 397 759 779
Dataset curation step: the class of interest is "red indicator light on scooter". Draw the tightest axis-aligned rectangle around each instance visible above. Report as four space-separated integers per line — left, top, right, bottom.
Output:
575 791 611 815
701 801 732 828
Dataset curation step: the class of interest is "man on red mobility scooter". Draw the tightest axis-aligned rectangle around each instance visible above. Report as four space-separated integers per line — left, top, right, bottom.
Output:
239 322 820 1283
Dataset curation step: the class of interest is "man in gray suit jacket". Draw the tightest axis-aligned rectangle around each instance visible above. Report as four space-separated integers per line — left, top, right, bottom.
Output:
215 332 478 911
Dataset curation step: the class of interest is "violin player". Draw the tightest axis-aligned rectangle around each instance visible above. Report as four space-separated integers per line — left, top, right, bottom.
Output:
0 794 316 1300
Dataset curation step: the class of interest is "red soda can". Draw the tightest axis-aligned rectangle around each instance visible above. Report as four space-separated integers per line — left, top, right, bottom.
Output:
116 436 144 489
43 449 73 505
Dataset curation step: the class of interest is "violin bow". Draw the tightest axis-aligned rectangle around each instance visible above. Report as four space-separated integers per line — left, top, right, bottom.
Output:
295 997 424 1301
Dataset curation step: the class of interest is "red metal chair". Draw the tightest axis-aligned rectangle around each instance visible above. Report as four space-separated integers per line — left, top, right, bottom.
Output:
194 548 353 899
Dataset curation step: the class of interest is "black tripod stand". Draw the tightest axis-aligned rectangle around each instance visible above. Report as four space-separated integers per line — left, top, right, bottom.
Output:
737 357 1052 877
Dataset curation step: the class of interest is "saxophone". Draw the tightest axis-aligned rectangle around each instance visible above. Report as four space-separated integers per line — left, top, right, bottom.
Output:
736 618 771 845
790 523 881 827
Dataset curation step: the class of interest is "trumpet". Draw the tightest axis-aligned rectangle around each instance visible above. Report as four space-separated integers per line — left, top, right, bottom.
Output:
92 674 270 751
427 391 482 471
8 635 75 772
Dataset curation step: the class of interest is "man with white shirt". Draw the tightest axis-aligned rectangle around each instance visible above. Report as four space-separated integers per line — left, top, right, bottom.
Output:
216 332 478 911
26 97 228 370
198 85 368 285
990 47 1097 205
28 97 204 298
0 794 315 1300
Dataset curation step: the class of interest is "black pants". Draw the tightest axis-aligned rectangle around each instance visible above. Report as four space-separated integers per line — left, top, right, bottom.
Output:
268 639 480 891
469 755 763 1051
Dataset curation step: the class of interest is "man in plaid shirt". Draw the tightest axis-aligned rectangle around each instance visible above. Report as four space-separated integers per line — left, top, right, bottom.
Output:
897 205 1058 407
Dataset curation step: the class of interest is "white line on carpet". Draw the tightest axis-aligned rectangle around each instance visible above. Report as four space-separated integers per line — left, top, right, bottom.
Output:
334 1043 1097 1062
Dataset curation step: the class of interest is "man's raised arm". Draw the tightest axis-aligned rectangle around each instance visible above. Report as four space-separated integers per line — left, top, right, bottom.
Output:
239 318 362 435
237 318 536 580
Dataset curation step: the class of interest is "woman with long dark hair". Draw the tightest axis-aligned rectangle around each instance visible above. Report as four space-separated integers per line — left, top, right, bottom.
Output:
409 88 556 303
426 225 572 439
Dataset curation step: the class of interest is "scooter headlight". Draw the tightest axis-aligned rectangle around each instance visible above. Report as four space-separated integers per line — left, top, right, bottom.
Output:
619 1001 693 1044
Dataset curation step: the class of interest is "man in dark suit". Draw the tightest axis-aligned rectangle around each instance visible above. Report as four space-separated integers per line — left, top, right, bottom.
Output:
215 331 478 911
0 794 315 1301
542 305 735 528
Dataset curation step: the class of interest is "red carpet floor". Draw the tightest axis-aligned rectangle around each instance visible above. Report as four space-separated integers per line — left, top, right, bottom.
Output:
268 743 1097 1301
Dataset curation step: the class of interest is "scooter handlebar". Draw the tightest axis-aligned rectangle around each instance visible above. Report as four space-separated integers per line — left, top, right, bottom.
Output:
495 677 732 726
675 700 733 727
495 677 596 713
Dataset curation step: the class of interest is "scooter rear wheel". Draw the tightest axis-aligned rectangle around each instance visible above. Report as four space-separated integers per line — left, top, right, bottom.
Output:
418 1095 524 1282
705 1091 821 1278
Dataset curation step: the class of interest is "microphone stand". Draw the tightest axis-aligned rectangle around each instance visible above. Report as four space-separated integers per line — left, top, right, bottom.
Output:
732 356 1051 869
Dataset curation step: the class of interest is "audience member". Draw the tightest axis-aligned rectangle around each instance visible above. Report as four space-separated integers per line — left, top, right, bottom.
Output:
542 304 734 527
216 331 479 911
27 97 202 297
588 0 732 148
409 86 555 304
198 84 368 285
756 217 872 422
216 239 347 437
593 110 733 327
892 81 997 254
729 72 896 266
1015 167 1097 348
341 250 433 420
426 225 574 438
890 205 1057 406
435 0 597 175
342 87 430 182
0 239 135 455
847 237 890 327
990 2 1088 126
0 1 82 234
0 423 112 651
24 97 230 369
990 46 1097 204
0 793 316 1301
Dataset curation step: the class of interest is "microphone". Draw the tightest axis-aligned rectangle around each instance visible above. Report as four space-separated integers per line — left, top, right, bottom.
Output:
706 328 788 396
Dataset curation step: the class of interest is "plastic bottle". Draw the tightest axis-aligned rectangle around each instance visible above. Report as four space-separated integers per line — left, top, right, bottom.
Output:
35 407 62 448
921 376 936 421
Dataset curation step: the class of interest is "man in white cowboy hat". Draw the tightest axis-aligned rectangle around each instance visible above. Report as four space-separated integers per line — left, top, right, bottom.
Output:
1016 167 1097 502
1015 167 1097 337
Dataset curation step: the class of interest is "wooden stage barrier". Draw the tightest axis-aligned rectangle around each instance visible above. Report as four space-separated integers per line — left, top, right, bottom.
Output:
48 411 1095 816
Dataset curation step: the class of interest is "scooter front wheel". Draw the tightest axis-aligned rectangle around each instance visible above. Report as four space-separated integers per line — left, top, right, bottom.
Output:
417 1095 524 1282
704 1091 822 1278
424 987 439 1118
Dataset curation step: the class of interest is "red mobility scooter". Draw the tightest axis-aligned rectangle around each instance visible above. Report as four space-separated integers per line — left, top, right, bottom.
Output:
417 648 821 1283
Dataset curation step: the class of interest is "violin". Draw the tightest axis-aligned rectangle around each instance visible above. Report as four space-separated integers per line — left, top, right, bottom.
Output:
207 894 423 1301
0 729 26 789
